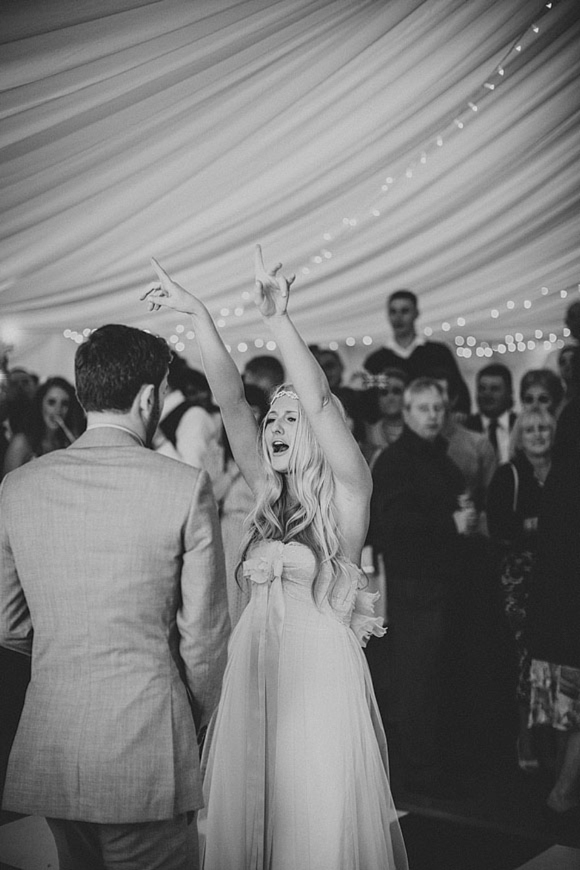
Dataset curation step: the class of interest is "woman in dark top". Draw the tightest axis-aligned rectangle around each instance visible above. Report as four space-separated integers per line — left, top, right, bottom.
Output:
525 354 580 816
487 407 555 770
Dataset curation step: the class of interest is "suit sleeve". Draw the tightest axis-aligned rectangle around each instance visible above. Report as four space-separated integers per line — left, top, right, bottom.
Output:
177 469 230 731
0 478 33 655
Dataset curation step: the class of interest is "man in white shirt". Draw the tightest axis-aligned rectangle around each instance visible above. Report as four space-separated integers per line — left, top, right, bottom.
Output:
363 289 471 415
155 357 226 498
466 363 517 464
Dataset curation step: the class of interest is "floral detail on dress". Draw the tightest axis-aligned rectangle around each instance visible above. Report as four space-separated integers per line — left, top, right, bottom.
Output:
243 541 285 586
350 588 387 647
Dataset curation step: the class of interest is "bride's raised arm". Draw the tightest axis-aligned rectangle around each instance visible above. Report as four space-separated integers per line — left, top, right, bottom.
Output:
253 245 371 511
142 258 265 493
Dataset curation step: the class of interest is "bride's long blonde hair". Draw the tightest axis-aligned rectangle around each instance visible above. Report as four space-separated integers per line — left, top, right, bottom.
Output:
236 386 350 602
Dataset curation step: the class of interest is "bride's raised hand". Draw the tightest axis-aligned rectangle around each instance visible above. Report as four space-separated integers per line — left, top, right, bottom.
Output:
140 258 204 316
253 244 295 318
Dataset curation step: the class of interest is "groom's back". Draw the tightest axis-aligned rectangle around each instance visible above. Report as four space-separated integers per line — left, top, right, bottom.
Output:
0 434 228 823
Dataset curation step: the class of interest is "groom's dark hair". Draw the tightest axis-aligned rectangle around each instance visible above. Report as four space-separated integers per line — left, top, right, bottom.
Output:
75 324 171 412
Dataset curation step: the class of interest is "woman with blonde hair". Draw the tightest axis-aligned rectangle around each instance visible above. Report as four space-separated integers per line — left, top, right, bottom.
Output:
142 247 407 870
487 406 556 771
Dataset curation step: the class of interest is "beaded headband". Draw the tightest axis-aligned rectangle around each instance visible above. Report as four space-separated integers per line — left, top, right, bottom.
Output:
364 373 404 390
270 388 299 404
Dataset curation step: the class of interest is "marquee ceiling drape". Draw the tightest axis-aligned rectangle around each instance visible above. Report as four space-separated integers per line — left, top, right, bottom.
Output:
1 0 579 382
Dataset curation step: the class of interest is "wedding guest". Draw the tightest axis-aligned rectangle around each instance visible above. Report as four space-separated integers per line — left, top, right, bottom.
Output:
308 345 345 392
0 360 30 803
526 447 580 819
364 289 471 414
155 356 226 498
142 248 408 870
487 407 556 772
553 347 580 462
432 367 509 774
0 361 11 478
310 345 368 446
0 324 230 869
557 345 577 403
466 363 516 463
3 376 85 475
8 367 39 403
519 368 565 418
433 368 497 521
544 300 580 371
367 378 476 797
360 368 408 468
242 354 284 399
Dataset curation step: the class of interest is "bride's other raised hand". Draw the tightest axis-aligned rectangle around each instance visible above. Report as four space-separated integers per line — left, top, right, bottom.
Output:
140 257 202 317
253 244 295 319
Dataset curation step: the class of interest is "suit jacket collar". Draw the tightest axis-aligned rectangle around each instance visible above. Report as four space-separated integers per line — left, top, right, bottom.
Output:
70 426 146 450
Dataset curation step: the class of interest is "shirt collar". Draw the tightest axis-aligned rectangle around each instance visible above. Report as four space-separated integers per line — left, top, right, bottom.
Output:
85 423 145 447
384 334 425 358
481 410 511 429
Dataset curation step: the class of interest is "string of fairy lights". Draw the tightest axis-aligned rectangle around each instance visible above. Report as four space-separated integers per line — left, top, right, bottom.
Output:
64 0 577 359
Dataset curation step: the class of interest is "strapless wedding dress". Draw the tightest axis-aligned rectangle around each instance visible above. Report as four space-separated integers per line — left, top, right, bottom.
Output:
200 540 408 870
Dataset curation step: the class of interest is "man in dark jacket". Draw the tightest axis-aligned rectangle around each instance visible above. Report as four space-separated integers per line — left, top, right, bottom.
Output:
367 377 476 796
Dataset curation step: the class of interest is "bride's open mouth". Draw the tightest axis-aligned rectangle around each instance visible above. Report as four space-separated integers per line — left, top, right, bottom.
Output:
272 440 289 454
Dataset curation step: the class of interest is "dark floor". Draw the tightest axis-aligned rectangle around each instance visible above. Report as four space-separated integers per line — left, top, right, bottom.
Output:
391 747 580 870
2 759 579 870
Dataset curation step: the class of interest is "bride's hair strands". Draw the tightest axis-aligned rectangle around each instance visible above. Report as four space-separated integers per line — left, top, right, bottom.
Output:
236 386 351 604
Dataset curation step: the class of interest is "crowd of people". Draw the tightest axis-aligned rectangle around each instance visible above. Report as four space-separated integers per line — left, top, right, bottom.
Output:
0 277 579 868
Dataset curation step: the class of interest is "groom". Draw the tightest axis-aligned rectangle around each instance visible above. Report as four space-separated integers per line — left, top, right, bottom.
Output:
0 324 230 869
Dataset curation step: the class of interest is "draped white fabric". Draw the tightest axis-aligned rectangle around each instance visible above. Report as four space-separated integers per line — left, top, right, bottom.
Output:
1 0 579 381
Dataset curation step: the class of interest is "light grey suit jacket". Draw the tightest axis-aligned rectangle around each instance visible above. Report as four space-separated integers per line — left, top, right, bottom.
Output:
0 426 230 823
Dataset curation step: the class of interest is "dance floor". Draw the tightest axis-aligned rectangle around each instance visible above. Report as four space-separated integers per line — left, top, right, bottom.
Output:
2 763 580 870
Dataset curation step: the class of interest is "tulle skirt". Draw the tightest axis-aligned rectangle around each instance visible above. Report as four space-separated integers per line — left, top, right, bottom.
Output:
199 585 408 870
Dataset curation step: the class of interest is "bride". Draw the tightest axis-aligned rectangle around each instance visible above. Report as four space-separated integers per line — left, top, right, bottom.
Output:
142 247 408 870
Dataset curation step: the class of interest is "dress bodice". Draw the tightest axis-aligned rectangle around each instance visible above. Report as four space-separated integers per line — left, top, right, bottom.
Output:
242 540 385 647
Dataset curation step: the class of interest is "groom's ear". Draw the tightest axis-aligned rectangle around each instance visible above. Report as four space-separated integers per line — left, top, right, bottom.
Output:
136 383 155 415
